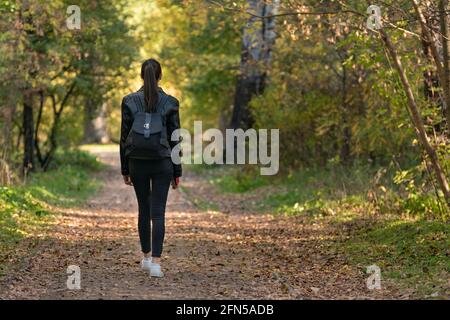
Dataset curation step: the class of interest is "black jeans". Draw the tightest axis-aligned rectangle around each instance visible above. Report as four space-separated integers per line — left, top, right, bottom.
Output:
129 158 173 257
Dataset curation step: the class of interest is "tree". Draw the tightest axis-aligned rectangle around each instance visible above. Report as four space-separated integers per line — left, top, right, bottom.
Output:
78 0 135 144
230 0 280 129
412 0 450 137
439 0 450 133
0 0 136 174
379 29 450 207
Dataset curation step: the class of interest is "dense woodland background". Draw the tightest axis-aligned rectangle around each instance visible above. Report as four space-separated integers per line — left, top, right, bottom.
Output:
0 0 449 298
1 0 449 216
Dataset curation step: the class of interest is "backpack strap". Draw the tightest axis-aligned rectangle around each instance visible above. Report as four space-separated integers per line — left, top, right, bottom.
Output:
158 95 171 148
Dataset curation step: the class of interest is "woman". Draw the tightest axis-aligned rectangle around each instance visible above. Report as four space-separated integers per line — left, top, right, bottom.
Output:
120 58 182 278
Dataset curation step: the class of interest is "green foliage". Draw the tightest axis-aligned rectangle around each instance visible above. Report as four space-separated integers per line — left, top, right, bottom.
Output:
400 194 444 219
181 186 220 212
392 165 448 220
138 0 242 128
341 219 450 298
250 23 419 168
199 162 376 216
0 0 137 173
260 165 373 216
3 0 446 219
204 160 447 219
0 187 48 219
213 174 267 193
0 149 102 272
47 149 104 173
26 151 103 207
0 186 50 271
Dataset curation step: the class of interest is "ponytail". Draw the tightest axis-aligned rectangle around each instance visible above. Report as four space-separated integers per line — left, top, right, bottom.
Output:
141 59 162 113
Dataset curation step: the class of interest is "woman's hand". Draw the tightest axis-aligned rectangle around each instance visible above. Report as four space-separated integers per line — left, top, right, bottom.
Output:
123 175 133 186
171 177 180 189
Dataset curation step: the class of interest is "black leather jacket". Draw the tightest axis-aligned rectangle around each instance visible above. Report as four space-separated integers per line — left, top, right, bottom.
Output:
120 87 182 178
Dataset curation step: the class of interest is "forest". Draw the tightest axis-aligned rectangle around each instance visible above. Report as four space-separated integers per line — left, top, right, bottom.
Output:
0 0 449 299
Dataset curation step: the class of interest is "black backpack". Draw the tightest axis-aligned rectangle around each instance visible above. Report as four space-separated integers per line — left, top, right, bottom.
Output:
124 94 172 160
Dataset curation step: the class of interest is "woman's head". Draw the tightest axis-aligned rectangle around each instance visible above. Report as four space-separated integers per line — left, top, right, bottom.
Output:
141 59 162 112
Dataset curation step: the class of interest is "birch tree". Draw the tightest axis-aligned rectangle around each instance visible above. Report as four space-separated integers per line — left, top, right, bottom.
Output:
230 0 280 129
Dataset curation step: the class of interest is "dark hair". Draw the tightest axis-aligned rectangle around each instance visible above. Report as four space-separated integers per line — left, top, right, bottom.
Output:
141 59 162 113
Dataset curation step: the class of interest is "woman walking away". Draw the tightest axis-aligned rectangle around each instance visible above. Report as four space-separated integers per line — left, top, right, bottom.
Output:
119 58 182 278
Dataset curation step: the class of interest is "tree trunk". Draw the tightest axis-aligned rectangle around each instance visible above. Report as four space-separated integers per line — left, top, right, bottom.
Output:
413 0 449 137
22 92 35 175
0 101 14 185
421 29 440 100
340 61 352 165
83 100 110 144
421 24 444 132
439 0 450 133
380 29 450 208
230 0 280 129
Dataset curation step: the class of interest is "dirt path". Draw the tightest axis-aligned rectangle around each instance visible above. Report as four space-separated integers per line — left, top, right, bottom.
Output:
0 147 399 299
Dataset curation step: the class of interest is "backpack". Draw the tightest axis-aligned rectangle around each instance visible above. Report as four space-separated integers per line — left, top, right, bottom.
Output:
124 94 172 160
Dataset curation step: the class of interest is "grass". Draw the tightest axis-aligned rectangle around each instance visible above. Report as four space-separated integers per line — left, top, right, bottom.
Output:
0 149 104 274
339 218 450 298
194 163 378 216
211 170 269 193
188 164 270 193
179 185 220 212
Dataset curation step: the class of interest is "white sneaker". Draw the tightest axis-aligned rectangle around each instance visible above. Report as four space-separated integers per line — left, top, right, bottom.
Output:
150 263 164 278
141 258 152 272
